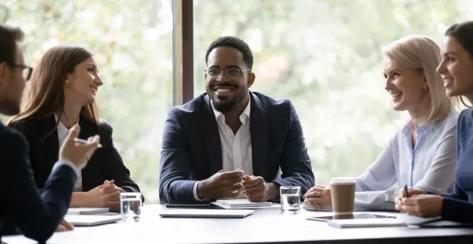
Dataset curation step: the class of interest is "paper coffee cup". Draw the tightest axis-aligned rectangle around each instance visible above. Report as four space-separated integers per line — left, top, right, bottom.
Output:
330 177 356 216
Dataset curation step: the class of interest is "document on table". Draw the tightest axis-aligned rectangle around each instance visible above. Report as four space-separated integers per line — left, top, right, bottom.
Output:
159 209 254 218
67 207 110 215
309 212 406 228
398 213 441 225
65 214 121 226
212 199 279 209
327 218 406 228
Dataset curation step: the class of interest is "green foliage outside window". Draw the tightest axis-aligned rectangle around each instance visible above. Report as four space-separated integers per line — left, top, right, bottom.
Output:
195 0 469 186
1 0 173 202
2 0 471 202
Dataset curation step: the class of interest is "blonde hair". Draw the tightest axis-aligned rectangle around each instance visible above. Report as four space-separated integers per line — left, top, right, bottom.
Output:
384 35 451 122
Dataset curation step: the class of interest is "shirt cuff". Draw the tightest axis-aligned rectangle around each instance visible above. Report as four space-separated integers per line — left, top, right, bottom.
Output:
53 159 81 179
193 181 207 201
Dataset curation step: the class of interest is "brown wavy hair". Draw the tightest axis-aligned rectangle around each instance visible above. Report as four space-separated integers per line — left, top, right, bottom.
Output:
444 21 473 107
10 46 100 124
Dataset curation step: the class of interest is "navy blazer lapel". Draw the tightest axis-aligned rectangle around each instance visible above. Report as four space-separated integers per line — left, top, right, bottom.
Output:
42 115 60 165
250 93 269 179
78 117 98 141
43 115 98 165
203 95 222 174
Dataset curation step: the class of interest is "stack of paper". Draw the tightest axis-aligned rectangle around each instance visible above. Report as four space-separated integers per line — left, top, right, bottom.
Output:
327 218 406 228
67 207 109 215
66 207 119 226
397 214 440 225
212 199 276 209
159 209 254 218
65 215 121 226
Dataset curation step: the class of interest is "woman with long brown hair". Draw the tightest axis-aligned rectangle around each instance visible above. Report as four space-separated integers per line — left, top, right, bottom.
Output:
396 21 473 223
9 46 141 210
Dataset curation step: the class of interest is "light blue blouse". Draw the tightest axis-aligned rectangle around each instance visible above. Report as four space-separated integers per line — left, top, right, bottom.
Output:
355 111 458 210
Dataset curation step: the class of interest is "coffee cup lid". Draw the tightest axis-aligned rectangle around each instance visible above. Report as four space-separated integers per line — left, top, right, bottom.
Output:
330 177 356 185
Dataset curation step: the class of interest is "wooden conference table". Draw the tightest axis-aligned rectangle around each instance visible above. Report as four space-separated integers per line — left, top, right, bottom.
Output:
4 204 473 243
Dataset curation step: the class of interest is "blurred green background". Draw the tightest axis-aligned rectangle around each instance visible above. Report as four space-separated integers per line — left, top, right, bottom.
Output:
1 0 471 202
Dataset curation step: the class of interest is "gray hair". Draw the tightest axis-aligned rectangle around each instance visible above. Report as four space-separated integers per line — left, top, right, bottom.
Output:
384 35 451 122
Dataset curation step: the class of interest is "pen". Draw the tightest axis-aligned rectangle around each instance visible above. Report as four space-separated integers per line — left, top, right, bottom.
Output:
74 138 102 148
403 184 409 198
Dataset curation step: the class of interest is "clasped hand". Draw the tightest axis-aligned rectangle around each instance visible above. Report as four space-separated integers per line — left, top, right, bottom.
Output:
82 180 122 211
197 170 272 202
394 187 443 218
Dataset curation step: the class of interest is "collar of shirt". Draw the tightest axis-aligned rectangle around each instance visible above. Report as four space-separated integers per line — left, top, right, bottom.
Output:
54 114 71 143
401 119 436 139
210 97 253 175
211 98 251 125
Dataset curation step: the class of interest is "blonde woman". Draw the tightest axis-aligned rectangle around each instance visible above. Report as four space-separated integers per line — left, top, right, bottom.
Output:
305 36 457 210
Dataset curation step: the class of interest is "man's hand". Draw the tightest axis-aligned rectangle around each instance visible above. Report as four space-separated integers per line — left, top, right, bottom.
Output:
56 219 74 232
197 170 243 200
396 194 443 218
303 185 332 210
241 175 267 202
59 124 100 168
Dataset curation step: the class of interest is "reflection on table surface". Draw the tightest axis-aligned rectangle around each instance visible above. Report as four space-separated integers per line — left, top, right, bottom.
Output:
4 204 473 244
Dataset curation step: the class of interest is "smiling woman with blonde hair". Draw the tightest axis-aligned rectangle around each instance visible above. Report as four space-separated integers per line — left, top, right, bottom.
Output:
304 35 457 211
9 46 141 211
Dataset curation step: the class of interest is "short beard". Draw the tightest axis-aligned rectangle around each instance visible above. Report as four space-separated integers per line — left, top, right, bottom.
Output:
211 91 247 113
213 100 236 113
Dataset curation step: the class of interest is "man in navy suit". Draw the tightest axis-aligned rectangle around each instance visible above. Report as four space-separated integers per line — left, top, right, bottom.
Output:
0 24 100 243
159 36 315 203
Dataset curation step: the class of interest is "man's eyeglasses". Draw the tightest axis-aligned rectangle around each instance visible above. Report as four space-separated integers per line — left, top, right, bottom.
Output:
205 67 250 79
12 64 33 81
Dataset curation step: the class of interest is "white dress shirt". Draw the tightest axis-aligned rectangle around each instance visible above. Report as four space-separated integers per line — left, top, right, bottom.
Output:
55 115 83 191
212 100 253 175
193 99 253 201
354 110 458 210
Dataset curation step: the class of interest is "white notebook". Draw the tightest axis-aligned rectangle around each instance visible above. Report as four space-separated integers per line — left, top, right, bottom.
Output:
159 209 254 218
212 199 276 209
65 215 121 226
67 208 110 215
398 214 441 225
327 218 407 228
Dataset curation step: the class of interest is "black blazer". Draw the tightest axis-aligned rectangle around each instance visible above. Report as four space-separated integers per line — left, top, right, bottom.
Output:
9 115 140 193
0 122 76 242
159 92 315 203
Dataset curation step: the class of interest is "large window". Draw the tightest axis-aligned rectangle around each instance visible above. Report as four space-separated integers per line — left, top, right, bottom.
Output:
2 0 473 202
1 0 173 202
194 0 473 185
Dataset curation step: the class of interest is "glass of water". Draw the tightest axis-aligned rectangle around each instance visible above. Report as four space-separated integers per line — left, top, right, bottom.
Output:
280 186 301 214
120 192 142 223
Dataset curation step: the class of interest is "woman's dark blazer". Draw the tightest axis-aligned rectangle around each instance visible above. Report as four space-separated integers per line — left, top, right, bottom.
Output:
9 115 141 193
